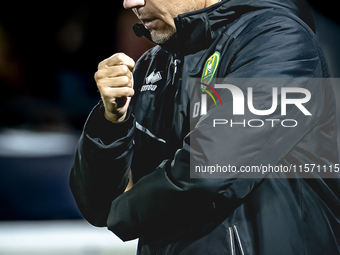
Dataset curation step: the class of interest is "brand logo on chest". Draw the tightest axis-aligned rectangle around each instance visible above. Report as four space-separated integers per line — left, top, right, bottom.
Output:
141 70 162 92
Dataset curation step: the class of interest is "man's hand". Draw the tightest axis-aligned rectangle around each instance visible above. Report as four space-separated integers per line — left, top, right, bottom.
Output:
95 53 135 123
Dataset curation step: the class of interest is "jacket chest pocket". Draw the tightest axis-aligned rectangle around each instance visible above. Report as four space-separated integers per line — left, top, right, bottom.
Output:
228 225 246 255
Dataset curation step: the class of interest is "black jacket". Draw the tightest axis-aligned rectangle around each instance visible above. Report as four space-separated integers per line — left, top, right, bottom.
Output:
70 0 340 254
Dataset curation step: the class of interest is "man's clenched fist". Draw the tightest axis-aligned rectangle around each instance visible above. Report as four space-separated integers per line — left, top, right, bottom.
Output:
95 53 135 123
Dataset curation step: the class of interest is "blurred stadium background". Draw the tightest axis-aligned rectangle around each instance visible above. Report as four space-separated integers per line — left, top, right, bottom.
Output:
0 1 338 254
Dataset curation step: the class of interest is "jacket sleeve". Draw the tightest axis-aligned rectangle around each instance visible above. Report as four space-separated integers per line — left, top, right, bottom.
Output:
105 14 337 241
70 102 135 227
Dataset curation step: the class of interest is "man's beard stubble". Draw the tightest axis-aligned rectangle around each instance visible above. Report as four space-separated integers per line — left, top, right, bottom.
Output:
149 24 176 44
137 5 199 45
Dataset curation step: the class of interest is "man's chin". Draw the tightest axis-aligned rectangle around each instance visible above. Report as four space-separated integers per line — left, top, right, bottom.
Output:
150 28 176 44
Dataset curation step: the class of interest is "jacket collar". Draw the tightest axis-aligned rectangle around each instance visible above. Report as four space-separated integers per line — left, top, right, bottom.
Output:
132 0 314 54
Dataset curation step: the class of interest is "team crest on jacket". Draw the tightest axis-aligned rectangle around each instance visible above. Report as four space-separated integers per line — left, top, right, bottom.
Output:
201 51 220 89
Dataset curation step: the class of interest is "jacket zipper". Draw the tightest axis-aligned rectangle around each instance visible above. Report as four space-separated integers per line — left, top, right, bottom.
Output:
233 225 245 255
229 225 245 255
172 54 181 86
229 227 236 255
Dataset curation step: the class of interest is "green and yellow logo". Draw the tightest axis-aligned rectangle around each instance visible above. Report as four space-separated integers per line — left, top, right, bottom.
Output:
201 51 220 87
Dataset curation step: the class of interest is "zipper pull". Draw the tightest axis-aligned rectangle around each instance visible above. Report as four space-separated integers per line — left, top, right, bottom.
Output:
172 59 181 86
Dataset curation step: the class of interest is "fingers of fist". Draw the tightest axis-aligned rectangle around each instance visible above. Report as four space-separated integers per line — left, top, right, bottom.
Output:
95 53 135 100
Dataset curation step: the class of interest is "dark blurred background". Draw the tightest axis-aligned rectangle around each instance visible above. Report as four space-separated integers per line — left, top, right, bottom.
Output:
0 1 155 223
0 0 338 222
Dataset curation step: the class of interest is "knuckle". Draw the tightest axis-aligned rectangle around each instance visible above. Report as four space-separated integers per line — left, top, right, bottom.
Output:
121 64 129 74
94 70 101 82
97 80 109 90
96 82 104 91
115 52 125 62
122 76 130 85
127 87 134 96
127 79 133 88
98 60 105 70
